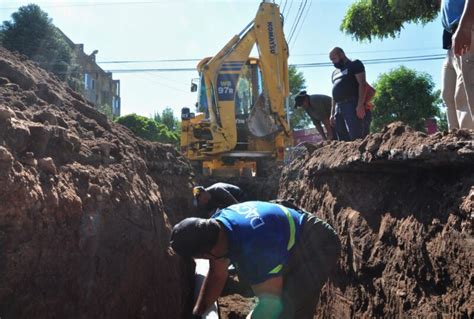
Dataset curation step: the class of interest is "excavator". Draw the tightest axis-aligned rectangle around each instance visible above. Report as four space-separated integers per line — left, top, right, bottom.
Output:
181 0 292 177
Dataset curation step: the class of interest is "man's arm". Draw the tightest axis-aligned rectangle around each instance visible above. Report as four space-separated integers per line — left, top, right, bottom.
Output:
193 258 230 316
322 117 334 140
355 72 367 119
330 98 336 126
453 0 474 55
313 119 327 140
214 188 239 207
250 276 284 319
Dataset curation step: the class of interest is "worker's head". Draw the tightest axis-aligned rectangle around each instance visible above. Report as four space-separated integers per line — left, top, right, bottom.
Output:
169 217 221 259
193 186 210 207
329 47 347 69
294 90 309 108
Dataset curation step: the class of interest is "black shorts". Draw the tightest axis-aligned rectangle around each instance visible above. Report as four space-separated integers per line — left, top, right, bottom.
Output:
280 213 341 319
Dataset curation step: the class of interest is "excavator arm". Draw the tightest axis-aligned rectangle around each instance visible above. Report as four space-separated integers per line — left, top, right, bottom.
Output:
199 0 290 155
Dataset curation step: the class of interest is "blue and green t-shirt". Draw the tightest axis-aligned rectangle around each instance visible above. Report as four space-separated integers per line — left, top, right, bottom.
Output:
442 0 466 32
212 201 305 285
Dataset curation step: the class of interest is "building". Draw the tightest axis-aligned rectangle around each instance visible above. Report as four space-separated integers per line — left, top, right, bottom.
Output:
57 29 121 117
292 127 324 145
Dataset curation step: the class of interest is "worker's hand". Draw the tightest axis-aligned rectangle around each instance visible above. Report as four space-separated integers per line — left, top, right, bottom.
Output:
330 114 336 126
356 103 366 119
453 25 472 56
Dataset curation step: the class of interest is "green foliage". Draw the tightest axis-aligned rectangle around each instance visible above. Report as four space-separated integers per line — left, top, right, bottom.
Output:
436 106 449 132
1 4 82 86
341 0 439 41
116 114 179 145
98 103 113 120
371 66 440 132
288 65 311 130
154 107 178 131
153 107 181 145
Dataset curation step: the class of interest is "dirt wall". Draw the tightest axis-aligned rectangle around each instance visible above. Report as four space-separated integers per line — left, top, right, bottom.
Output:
0 48 195 319
279 123 473 318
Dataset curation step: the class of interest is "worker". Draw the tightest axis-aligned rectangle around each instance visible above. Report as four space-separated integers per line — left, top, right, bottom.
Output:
294 91 335 140
441 0 474 128
170 201 341 318
452 0 474 56
193 182 246 215
329 47 371 141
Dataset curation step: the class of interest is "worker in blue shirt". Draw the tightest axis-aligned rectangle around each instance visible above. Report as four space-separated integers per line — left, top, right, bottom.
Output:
170 201 341 319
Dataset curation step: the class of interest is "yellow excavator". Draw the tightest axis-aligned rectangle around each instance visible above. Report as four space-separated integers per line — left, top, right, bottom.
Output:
181 0 292 177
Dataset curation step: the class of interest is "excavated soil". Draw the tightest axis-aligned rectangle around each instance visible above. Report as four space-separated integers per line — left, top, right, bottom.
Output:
280 123 474 318
0 47 197 318
219 123 474 318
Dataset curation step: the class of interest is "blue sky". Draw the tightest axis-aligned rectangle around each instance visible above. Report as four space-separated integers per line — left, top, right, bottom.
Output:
0 0 444 119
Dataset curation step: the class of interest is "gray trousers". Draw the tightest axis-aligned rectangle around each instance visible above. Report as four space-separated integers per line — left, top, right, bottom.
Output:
441 28 474 129
280 213 341 319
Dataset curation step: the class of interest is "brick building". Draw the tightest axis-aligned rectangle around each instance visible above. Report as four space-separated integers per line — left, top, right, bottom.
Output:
57 29 121 117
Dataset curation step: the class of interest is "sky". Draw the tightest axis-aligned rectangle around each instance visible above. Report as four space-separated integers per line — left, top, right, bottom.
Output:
0 0 445 119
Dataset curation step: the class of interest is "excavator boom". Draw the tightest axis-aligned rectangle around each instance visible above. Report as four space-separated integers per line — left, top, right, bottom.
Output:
181 1 292 176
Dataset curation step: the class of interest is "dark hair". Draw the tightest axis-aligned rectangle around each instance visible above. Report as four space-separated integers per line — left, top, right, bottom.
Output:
294 90 308 107
333 47 345 54
169 218 220 258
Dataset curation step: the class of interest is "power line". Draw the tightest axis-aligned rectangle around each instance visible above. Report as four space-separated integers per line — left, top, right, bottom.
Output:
109 67 196 73
132 72 189 93
289 0 312 50
104 54 445 73
281 0 289 16
295 54 445 67
293 47 442 57
97 48 443 64
284 0 294 23
287 0 307 45
98 58 201 64
0 1 169 10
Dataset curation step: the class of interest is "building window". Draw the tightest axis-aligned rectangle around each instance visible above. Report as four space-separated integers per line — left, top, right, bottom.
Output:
91 79 95 90
84 73 90 89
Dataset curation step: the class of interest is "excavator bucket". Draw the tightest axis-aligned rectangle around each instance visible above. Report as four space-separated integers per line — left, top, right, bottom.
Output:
247 94 280 137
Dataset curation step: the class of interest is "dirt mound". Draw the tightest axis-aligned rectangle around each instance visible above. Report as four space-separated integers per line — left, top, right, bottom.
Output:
278 123 474 318
217 123 473 318
0 47 196 318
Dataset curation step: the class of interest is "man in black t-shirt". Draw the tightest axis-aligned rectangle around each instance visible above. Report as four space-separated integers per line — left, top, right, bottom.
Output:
193 182 246 216
329 47 371 141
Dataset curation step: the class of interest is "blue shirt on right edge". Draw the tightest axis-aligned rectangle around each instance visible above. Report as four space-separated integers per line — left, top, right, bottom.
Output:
442 0 466 32
212 201 305 285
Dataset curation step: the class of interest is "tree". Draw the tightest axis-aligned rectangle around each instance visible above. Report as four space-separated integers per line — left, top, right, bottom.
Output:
371 66 440 132
0 4 81 85
436 107 449 132
116 114 179 145
288 65 311 129
154 107 178 132
341 0 439 41
98 103 113 121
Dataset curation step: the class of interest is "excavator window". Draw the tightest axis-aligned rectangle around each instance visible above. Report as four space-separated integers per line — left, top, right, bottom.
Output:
235 62 263 117
197 74 209 117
